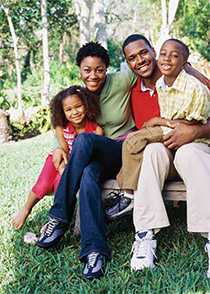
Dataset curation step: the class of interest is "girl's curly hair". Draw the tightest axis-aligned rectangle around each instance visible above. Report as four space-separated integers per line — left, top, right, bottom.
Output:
50 85 100 128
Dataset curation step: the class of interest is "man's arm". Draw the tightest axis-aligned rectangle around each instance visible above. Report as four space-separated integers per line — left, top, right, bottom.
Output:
163 119 210 149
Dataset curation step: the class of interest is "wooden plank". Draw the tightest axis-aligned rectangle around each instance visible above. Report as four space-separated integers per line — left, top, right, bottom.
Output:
102 179 187 201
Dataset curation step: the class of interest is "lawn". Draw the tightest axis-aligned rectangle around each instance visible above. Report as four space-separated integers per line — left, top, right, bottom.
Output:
1 132 210 294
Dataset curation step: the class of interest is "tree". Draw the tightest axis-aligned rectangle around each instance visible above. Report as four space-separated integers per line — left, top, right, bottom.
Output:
1 3 24 116
40 0 50 106
156 0 180 52
74 0 107 47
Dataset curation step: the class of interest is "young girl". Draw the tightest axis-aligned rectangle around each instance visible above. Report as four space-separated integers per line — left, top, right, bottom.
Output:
12 85 103 229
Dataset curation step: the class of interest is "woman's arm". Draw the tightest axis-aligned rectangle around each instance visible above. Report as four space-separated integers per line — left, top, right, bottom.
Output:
184 63 210 88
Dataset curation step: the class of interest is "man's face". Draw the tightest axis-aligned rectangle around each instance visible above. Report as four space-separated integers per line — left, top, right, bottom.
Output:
124 40 157 78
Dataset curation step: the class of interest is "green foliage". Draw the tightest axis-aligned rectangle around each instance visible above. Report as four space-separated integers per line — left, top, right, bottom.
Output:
50 60 81 89
0 92 10 110
108 39 123 70
11 107 51 140
175 0 210 60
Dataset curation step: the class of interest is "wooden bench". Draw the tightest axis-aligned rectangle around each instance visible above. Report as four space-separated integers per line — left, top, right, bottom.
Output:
73 180 186 235
102 179 186 201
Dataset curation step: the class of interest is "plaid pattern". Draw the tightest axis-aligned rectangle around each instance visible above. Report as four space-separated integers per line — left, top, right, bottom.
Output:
156 70 210 144
157 70 210 122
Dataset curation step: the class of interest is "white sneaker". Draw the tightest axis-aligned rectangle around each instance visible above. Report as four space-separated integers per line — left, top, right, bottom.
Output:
130 230 157 271
205 241 210 278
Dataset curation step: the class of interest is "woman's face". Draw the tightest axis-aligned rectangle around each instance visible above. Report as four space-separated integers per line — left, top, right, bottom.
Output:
79 56 107 93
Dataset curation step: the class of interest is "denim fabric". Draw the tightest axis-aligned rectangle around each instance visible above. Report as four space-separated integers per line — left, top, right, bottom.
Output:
49 133 123 260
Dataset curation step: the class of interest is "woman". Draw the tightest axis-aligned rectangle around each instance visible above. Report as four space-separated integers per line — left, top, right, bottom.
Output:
37 42 137 280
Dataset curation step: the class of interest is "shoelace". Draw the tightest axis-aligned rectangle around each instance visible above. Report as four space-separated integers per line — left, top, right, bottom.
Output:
44 219 59 237
131 239 157 260
107 191 124 200
87 252 99 268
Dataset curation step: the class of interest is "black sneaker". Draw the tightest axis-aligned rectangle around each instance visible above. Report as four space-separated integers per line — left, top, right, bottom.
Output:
36 217 68 248
105 194 134 219
83 252 105 280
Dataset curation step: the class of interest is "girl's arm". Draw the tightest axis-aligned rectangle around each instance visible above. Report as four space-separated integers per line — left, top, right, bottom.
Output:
55 126 69 153
95 125 104 136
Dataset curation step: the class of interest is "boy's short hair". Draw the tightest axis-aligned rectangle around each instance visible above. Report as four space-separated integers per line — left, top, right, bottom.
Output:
162 38 190 61
76 41 110 68
122 34 153 55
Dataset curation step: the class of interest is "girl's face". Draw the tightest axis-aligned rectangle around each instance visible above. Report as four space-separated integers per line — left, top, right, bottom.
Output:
158 41 185 78
79 56 107 93
62 94 87 127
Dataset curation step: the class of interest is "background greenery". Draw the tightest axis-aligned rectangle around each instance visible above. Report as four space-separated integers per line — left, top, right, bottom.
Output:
1 133 210 293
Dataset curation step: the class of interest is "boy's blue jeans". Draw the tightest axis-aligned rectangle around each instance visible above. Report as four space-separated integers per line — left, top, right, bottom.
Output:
49 133 123 261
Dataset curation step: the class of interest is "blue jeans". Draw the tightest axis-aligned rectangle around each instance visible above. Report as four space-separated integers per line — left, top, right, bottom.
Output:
49 133 123 261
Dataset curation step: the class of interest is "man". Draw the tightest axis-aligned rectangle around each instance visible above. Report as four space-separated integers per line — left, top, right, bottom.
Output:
120 34 210 274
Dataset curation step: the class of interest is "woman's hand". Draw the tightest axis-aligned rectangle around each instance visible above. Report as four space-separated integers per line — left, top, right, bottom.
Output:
52 148 68 170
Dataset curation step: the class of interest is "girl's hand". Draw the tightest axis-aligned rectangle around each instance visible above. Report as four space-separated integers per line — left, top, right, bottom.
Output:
52 148 68 170
58 160 66 175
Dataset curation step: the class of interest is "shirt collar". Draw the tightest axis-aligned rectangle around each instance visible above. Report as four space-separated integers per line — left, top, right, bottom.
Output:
156 69 186 92
140 79 155 96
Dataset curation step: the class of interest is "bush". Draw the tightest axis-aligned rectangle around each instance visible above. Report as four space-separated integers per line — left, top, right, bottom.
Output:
11 107 51 141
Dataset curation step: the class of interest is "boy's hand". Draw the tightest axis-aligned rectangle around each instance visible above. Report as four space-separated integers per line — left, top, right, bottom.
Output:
52 148 68 170
142 117 173 128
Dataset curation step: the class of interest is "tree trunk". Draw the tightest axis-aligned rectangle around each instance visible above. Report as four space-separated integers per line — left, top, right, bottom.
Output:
93 0 108 48
40 0 50 106
74 0 108 48
156 0 180 54
74 0 93 46
3 6 23 115
0 110 10 144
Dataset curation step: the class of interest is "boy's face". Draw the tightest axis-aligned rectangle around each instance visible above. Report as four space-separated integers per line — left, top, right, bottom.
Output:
158 41 186 78
124 40 157 78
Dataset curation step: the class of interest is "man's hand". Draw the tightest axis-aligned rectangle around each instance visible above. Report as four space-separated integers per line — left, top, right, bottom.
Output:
163 123 199 149
52 148 68 170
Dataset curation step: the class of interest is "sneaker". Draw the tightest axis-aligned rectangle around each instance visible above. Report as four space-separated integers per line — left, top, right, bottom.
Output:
130 230 157 271
36 217 68 248
205 241 210 278
83 252 105 280
105 193 134 219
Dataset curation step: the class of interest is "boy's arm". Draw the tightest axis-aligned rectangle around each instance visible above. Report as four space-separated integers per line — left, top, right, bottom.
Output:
163 118 210 149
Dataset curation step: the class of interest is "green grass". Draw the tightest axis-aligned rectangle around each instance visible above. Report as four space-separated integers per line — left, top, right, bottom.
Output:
1 132 210 293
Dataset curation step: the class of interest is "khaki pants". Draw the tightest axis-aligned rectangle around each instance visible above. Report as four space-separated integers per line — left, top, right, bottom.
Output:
117 126 164 190
134 142 210 234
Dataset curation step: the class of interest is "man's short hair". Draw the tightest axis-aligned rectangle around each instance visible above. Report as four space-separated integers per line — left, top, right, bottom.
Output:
162 38 190 61
76 41 110 68
122 34 153 55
